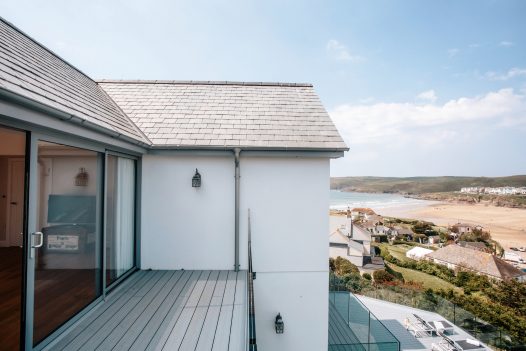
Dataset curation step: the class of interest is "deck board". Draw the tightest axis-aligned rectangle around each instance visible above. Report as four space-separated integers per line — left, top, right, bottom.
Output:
44 270 246 351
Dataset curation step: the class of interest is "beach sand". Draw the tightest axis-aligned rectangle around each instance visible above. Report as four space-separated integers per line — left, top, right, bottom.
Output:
401 203 526 250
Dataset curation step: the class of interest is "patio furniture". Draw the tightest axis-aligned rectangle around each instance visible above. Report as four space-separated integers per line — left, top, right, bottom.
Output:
432 332 485 351
428 320 455 335
406 313 436 337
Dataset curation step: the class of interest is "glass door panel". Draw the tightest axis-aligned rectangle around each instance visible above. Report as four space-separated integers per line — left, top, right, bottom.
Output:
33 141 102 345
106 155 135 286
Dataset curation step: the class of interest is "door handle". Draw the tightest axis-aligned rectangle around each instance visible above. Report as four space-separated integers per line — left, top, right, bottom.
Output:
10 202 17 205
32 232 43 248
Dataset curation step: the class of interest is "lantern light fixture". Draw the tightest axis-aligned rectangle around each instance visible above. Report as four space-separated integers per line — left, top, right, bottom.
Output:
192 169 201 188
275 313 284 334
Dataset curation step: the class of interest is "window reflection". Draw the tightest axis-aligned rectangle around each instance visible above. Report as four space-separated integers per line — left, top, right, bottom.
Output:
34 141 101 345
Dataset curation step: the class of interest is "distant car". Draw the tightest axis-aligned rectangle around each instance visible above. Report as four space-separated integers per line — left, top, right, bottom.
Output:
510 247 519 251
519 247 526 252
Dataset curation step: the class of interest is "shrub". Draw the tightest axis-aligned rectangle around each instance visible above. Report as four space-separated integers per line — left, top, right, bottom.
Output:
373 270 395 284
333 256 360 276
362 273 372 280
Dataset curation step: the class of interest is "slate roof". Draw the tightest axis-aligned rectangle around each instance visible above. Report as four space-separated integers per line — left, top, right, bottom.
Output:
426 244 526 280
98 80 348 150
0 18 148 144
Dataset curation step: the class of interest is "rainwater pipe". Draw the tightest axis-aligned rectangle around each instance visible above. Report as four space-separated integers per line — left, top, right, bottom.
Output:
234 147 241 272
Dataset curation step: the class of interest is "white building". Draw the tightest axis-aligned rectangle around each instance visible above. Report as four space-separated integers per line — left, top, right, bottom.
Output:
329 218 372 267
0 18 348 351
405 246 433 260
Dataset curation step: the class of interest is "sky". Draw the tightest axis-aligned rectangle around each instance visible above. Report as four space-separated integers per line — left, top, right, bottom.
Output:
1 0 525 177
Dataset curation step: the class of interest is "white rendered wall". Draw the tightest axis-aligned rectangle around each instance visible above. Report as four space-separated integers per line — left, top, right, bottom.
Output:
140 154 235 270
240 157 329 351
141 154 330 350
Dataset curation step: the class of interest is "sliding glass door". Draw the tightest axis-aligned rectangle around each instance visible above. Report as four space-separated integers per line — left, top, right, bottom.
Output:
105 154 136 286
32 141 103 345
22 135 138 349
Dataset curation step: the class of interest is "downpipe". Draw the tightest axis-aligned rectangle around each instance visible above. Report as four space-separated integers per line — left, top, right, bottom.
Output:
234 147 241 272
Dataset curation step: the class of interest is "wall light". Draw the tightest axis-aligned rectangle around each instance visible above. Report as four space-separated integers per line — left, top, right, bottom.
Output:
275 313 284 334
192 169 201 188
75 167 88 187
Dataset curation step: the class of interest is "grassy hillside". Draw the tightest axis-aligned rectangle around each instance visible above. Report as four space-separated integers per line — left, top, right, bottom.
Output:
330 175 526 194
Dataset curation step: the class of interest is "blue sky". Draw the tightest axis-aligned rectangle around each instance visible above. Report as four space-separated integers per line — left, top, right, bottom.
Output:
1 0 525 177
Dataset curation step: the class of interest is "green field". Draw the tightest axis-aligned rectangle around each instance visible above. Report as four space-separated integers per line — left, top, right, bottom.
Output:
386 263 460 291
330 175 526 194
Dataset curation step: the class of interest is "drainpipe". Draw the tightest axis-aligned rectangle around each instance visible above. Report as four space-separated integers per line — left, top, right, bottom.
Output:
234 148 241 272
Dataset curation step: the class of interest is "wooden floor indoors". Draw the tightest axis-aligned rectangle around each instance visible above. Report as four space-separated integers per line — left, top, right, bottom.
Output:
45 269 247 351
0 247 22 351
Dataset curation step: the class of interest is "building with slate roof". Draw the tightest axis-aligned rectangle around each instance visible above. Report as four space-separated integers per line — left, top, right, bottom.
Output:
426 245 526 281
0 16 348 351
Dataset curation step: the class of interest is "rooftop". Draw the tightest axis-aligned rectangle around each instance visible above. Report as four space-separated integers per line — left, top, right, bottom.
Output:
0 18 148 144
0 17 347 153
357 295 488 351
98 80 348 151
426 244 526 280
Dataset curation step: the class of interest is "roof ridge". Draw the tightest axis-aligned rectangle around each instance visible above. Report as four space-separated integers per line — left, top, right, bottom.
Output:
96 79 313 88
0 16 96 88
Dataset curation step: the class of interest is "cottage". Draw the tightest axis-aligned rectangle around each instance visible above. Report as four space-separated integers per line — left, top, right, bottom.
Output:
452 222 484 234
0 18 348 351
328 223 372 267
390 226 415 241
426 245 526 282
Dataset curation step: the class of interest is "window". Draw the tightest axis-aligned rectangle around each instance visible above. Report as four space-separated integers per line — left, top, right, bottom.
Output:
105 155 136 286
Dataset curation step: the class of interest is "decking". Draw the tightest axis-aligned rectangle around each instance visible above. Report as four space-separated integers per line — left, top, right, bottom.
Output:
44 270 247 351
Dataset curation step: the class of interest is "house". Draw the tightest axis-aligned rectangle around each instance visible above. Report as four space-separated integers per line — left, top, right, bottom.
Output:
0 18 348 351
451 222 484 234
351 207 376 220
390 226 415 241
426 245 526 282
328 218 372 267
405 246 433 260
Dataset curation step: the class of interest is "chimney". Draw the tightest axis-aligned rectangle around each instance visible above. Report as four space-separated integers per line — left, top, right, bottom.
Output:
346 206 353 238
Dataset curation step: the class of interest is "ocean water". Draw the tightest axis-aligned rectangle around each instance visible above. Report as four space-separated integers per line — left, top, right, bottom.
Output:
329 190 434 212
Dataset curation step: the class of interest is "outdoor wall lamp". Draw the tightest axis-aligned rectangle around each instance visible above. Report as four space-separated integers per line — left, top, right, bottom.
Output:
275 313 284 334
75 167 88 187
192 169 201 188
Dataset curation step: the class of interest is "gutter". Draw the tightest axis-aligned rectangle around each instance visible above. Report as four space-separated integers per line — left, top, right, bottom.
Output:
234 147 241 272
0 88 151 149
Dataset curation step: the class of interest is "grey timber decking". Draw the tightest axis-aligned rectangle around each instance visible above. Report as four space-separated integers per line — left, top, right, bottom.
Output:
45 270 247 351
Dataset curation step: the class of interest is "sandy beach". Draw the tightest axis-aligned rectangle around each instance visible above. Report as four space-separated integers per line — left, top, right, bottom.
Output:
398 203 526 250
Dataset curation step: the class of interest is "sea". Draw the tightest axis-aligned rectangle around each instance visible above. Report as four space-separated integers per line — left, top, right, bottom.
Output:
329 190 435 213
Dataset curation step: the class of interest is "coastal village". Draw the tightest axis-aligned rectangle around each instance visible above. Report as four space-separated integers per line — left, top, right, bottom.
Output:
329 207 526 281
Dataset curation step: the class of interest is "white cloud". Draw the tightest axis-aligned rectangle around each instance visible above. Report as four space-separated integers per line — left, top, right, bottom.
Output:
416 90 437 102
499 41 515 47
447 48 459 58
484 67 526 81
326 39 364 62
468 43 480 48
330 89 526 147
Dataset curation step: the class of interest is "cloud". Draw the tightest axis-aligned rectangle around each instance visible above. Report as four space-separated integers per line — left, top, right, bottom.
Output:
417 90 437 102
484 68 526 81
326 39 364 62
468 43 480 48
330 89 526 147
499 41 515 47
447 48 459 58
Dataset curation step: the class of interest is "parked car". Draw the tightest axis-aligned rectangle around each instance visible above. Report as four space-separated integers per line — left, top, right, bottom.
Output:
510 247 519 251
519 247 526 252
